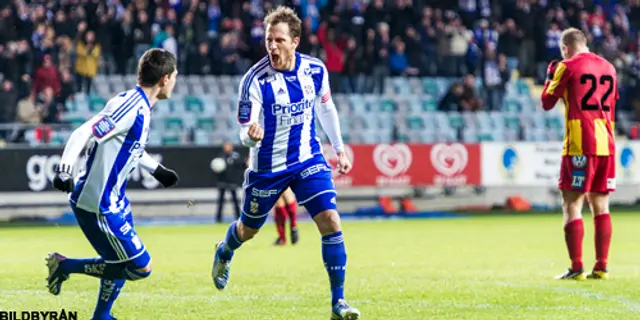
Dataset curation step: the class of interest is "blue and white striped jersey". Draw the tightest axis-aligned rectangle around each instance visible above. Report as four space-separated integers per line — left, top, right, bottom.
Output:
70 87 152 214
238 53 338 172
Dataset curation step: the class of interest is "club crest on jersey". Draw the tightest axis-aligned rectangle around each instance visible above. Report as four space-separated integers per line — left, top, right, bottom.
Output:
303 84 314 96
303 67 321 76
238 100 251 124
571 155 587 168
92 116 116 138
259 75 277 85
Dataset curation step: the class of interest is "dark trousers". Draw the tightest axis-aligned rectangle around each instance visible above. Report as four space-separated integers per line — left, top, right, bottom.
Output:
216 187 240 223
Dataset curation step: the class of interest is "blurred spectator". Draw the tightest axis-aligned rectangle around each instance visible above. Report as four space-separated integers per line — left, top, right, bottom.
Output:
220 33 240 75
497 19 522 71
161 25 179 59
40 87 59 124
188 42 214 75
439 74 482 112
75 31 101 94
0 79 18 140
482 50 510 111
3 0 640 141
442 18 471 77
58 68 75 107
33 54 60 97
317 21 345 93
370 23 390 93
56 37 74 72
342 38 360 93
628 51 640 119
438 82 466 112
17 93 46 125
389 39 419 76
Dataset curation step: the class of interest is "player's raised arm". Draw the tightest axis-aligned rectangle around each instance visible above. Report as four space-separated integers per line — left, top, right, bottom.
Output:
237 70 264 147
316 64 344 154
54 97 142 192
541 60 572 110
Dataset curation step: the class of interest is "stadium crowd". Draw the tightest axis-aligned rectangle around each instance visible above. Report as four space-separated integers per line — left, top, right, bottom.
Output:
0 0 640 142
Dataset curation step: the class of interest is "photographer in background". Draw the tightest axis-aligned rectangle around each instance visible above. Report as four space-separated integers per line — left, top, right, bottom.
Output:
210 142 244 223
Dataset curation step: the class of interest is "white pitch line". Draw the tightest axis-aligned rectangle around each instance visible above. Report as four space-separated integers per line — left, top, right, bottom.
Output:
2 289 630 314
496 282 640 312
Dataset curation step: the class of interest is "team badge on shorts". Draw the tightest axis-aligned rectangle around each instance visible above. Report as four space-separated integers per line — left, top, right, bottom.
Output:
571 171 585 188
571 155 587 168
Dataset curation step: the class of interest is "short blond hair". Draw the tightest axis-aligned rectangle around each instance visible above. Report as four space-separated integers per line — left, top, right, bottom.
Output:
561 28 587 47
263 6 302 39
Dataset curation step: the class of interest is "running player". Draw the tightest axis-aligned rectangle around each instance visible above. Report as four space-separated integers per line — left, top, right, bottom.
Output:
273 187 299 245
46 48 179 320
541 28 617 280
211 6 360 319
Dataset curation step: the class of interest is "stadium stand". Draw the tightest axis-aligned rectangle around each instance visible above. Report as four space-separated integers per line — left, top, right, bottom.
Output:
0 0 639 146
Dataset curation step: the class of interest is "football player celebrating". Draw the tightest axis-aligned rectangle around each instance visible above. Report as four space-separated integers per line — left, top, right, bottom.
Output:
211 6 360 319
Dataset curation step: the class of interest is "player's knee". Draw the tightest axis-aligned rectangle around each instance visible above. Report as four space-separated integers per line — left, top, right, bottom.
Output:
561 190 585 222
586 192 610 215
282 189 295 204
126 262 152 281
313 209 342 236
237 220 260 240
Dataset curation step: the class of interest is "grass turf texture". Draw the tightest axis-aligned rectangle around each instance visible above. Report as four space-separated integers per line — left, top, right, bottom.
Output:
1 213 640 320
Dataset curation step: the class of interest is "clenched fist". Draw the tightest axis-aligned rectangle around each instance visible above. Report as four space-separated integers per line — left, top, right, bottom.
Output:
248 122 264 142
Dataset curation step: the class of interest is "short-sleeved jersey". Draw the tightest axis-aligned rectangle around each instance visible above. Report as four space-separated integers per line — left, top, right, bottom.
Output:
70 86 151 214
237 53 328 172
545 52 618 156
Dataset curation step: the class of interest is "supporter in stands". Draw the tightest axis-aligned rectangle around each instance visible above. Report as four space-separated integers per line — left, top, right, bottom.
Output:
628 50 640 120
33 54 60 97
439 74 482 112
17 92 45 126
317 20 345 93
3 0 640 143
482 49 510 111
187 42 214 75
74 30 101 94
0 79 18 141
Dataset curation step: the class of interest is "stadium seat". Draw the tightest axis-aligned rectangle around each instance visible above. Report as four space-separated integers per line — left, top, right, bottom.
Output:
502 98 522 112
503 113 521 130
406 116 425 130
196 116 216 131
161 134 182 145
88 95 106 112
421 97 438 112
447 112 464 129
421 78 440 96
194 129 211 145
184 95 204 113
163 117 184 131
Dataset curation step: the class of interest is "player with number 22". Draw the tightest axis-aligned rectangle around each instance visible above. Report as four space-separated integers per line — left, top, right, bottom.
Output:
541 28 618 281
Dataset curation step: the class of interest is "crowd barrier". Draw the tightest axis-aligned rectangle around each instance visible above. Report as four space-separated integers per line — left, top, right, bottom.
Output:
1 141 638 193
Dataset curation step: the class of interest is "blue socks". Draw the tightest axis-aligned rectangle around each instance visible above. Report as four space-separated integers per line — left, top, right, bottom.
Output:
60 257 103 276
218 221 243 261
60 258 150 280
93 279 125 320
322 231 347 305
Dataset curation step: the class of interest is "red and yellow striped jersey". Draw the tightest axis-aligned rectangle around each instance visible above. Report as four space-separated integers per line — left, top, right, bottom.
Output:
544 52 618 156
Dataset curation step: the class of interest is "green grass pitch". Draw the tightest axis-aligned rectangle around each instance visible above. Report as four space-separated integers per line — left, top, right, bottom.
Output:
2 213 640 319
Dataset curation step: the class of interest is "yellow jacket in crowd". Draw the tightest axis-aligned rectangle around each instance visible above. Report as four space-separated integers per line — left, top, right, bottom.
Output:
75 41 101 78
